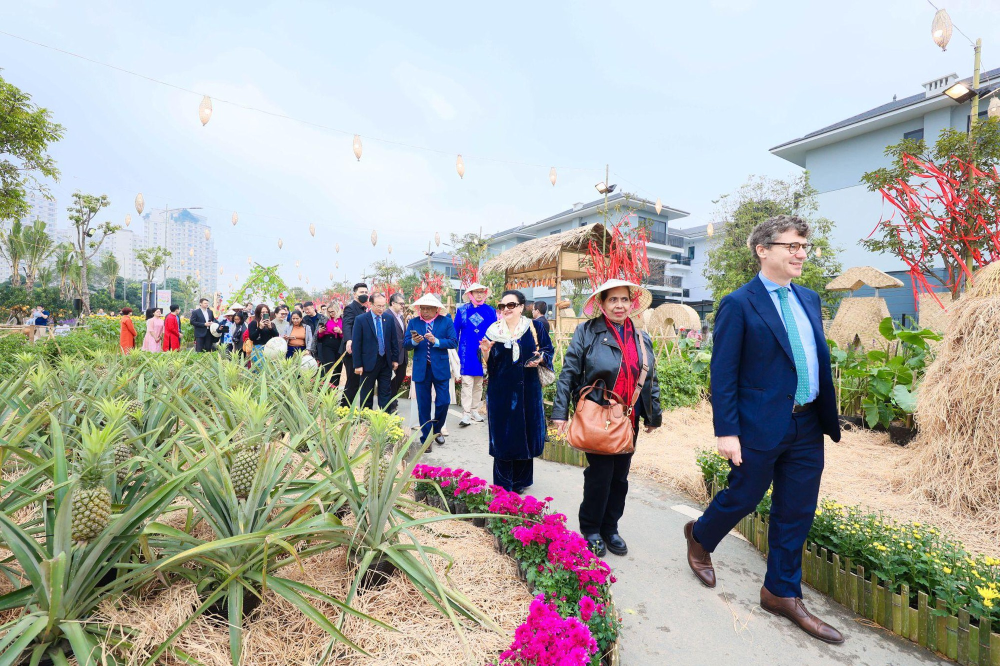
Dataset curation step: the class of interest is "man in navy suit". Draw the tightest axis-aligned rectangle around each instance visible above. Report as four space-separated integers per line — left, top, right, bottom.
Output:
683 215 844 644
404 293 457 446
351 294 400 410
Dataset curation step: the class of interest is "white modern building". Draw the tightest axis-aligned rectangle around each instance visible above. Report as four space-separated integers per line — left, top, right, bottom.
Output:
142 208 218 297
104 228 144 281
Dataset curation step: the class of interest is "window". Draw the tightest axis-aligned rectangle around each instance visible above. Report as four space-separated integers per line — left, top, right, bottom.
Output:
667 234 684 248
549 229 560 236
688 246 695 260
903 128 924 141
667 275 682 288
641 217 667 245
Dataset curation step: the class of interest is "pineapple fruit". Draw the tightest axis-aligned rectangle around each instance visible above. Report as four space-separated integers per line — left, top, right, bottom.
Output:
114 441 133 483
126 398 143 424
231 438 261 499
71 425 115 542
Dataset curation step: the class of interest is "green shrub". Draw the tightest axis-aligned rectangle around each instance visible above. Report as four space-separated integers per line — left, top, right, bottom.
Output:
656 356 703 410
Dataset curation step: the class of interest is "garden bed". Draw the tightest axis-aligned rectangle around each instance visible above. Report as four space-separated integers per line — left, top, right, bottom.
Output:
632 402 1000 556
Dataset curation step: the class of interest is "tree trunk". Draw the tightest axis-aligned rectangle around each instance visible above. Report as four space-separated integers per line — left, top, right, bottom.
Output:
109 279 116 300
80 258 91 315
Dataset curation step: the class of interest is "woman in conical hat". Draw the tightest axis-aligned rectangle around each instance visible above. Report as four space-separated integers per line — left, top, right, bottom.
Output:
551 278 662 558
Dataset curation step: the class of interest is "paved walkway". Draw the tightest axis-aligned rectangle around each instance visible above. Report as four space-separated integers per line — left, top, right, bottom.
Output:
403 400 948 666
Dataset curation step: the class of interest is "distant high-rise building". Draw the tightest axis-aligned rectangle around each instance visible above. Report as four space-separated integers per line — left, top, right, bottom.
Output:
105 228 144 281
142 208 218 297
22 196 59 227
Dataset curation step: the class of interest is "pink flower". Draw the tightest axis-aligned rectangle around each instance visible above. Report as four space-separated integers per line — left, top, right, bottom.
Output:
579 596 596 622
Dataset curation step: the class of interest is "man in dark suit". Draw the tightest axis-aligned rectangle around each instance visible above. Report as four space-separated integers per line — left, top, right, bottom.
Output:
683 215 843 644
190 297 216 352
351 294 399 410
387 292 408 413
340 282 369 405
403 293 457 446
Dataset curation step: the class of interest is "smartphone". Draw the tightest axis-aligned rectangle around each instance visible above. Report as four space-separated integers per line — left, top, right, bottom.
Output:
529 351 543 362
262 312 270 322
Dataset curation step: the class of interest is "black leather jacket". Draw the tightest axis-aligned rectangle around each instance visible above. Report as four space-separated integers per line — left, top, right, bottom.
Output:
552 317 662 428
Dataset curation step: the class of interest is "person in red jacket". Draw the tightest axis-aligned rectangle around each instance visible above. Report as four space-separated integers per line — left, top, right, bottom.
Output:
162 304 182 351
119 308 137 353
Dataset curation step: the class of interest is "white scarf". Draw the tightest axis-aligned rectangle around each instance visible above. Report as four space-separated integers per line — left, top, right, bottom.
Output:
485 315 531 362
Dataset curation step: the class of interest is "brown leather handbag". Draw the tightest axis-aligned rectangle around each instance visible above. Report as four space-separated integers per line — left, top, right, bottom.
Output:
566 338 648 455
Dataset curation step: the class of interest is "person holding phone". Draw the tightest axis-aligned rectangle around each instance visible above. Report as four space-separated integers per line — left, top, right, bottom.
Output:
248 304 279 367
404 293 457 447
481 289 553 493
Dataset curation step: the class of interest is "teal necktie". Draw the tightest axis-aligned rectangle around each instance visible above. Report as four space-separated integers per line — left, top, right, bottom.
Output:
777 287 810 405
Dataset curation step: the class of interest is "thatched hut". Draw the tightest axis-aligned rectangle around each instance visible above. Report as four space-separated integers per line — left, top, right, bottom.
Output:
482 224 612 338
648 303 701 338
967 261 1000 298
917 293 952 334
826 266 902 350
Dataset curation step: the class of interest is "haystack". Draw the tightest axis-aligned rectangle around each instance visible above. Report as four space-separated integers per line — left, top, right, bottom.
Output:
906 295 1000 515
648 303 701 337
826 297 891 349
967 261 1000 298
825 266 904 293
918 292 952 334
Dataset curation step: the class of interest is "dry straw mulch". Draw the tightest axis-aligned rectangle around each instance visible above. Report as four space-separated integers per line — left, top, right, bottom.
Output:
94 510 531 666
633 402 1000 556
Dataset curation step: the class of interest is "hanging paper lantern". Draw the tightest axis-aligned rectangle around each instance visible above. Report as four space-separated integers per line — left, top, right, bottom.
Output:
247 256 252 265
124 213 131 227
234 273 239 282
135 193 145 215
298 273 302 280
219 267 224 275
231 211 238 226
198 96 213 126
353 134 363 161
335 243 340 253
189 248 194 257
370 230 378 246
305 277 309 284
180 259 185 266
228 283 232 289
335 261 339 269
655 198 663 215
706 222 715 237
329 272 333 280
456 154 465 179
549 167 557 186
278 238 284 249
204 228 211 240
434 232 441 247
814 246 823 258
931 9 953 51
309 223 316 237
388 245 392 254
989 97 1000 119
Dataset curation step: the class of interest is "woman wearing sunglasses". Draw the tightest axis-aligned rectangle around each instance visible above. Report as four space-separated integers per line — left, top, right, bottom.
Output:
480 289 554 493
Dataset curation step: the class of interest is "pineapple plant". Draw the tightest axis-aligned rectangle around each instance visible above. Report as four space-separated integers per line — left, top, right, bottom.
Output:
94 397 133 482
230 435 262 499
71 423 119 542
127 397 143 424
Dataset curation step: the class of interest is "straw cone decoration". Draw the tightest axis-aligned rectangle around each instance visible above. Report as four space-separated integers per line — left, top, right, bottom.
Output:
907 295 1000 515
648 303 700 336
967 261 1000 298
918 292 952 334
827 297 891 350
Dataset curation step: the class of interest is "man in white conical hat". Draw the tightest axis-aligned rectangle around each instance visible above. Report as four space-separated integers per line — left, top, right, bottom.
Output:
404 293 458 447
455 282 496 427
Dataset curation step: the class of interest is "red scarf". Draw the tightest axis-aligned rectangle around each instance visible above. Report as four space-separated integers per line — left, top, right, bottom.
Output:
605 316 641 426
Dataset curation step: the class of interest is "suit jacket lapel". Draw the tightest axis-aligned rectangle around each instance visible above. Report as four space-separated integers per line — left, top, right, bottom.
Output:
747 276 794 363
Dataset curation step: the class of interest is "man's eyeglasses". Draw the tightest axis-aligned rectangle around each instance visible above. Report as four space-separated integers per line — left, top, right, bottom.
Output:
498 302 521 310
768 242 813 255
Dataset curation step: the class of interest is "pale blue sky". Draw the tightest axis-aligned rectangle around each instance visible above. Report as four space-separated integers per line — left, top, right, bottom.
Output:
2 0 998 291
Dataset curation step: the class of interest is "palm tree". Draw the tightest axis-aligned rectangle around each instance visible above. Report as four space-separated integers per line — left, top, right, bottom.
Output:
36 266 55 289
0 220 26 287
21 220 56 292
54 244 75 300
99 252 121 300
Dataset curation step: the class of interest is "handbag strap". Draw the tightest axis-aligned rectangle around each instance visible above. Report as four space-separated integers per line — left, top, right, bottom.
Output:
578 383 625 406
627 332 649 412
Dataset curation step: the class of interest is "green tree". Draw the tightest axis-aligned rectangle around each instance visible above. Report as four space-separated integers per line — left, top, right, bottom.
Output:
67 192 119 314
0 71 65 222
21 219 55 291
53 243 75 300
703 174 842 308
135 246 171 284
397 273 421 300
173 274 200 310
365 258 405 294
861 119 1000 299
98 252 121 300
0 219 27 286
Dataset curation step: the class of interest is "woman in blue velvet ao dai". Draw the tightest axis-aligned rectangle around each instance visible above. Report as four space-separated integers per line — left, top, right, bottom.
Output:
480 289 554 493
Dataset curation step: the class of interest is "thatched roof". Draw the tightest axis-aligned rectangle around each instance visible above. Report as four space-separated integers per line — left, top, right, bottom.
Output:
482 224 610 276
918 292 952 334
826 266 904 291
968 261 1000 298
827 297 891 349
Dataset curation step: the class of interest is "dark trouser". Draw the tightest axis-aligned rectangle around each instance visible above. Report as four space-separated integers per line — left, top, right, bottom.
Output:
388 351 407 414
285 346 305 359
195 336 215 352
342 353 360 405
493 458 533 492
692 409 824 599
359 356 392 410
579 442 635 537
415 362 451 443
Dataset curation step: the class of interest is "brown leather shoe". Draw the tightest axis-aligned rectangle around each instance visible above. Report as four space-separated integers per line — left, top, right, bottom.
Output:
760 586 845 644
683 520 716 588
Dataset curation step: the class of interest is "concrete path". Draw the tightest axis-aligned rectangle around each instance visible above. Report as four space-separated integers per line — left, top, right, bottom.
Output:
404 400 948 666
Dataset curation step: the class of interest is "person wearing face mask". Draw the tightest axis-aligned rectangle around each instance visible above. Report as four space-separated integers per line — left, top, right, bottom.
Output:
552 279 662 559
454 282 497 427
341 283 370 405
481 290 553 493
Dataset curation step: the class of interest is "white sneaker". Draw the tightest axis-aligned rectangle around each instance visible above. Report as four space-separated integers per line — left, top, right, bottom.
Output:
459 414 472 427
441 426 450 436
470 411 485 423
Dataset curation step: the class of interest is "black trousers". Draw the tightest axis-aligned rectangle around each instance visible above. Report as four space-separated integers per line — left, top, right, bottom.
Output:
195 336 215 352
389 350 407 414
358 356 393 410
578 429 638 537
342 353 360 405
